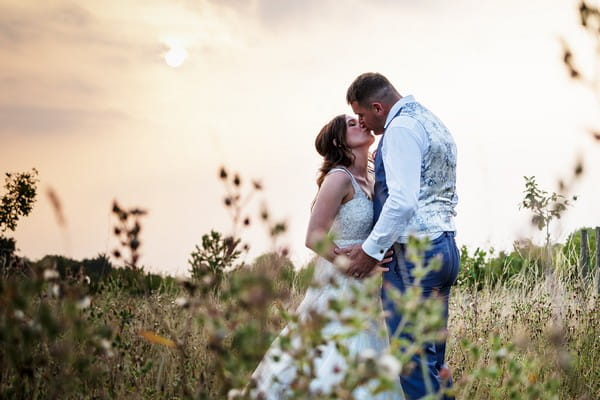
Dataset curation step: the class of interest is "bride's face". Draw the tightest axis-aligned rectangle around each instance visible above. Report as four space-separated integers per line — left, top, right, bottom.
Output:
345 116 374 149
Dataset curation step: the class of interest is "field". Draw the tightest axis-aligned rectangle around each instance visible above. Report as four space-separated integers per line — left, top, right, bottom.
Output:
1 239 599 399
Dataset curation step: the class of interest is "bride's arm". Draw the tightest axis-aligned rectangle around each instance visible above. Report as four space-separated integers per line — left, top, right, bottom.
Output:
305 171 352 263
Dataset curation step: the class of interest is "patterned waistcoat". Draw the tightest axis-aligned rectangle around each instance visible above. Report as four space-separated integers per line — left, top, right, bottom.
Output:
373 99 458 240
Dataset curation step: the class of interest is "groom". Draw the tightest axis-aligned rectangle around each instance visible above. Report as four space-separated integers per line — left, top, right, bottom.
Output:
337 73 459 400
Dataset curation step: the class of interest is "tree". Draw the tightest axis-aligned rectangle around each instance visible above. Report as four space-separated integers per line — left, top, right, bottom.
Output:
0 168 39 265
520 176 576 274
188 230 242 293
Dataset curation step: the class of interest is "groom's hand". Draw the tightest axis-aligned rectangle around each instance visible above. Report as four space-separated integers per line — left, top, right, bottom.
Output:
335 245 390 279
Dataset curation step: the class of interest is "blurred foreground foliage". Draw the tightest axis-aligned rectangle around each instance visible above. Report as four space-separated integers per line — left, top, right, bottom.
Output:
0 226 598 399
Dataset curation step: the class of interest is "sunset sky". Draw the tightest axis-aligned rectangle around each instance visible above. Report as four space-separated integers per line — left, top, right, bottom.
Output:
1 0 599 275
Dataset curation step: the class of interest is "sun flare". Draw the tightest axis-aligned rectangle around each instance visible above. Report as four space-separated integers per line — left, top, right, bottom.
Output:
164 45 187 68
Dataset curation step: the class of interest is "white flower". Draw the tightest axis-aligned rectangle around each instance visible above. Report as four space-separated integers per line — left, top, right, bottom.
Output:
378 354 401 379
174 297 189 308
43 269 59 280
495 348 508 360
51 284 60 298
77 296 91 310
13 310 25 320
227 389 244 400
359 348 377 361
100 339 114 358
333 255 350 271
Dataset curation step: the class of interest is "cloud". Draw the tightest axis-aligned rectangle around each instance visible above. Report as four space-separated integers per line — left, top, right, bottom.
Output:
0 3 94 47
0 105 129 136
204 0 437 31
0 10 38 47
0 75 99 97
0 2 160 61
50 3 94 27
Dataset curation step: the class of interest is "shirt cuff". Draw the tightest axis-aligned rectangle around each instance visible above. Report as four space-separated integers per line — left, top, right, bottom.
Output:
362 237 387 262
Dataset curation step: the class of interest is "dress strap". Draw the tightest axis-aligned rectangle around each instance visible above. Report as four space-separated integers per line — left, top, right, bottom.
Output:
327 167 365 198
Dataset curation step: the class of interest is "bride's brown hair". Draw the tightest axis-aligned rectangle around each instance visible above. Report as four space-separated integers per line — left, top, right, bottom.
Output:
315 115 355 188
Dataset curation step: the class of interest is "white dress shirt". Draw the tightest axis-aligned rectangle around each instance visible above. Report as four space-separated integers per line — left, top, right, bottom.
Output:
362 96 440 261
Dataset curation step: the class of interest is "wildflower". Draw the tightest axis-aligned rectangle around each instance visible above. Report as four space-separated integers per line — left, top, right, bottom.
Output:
227 389 243 400
495 348 508 360
51 283 61 298
100 339 115 358
129 238 140 250
175 297 189 308
333 255 350 271
359 348 377 361
43 269 60 280
27 320 42 332
528 372 537 384
77 296 91 310
261 207 269 221
378 354 401 379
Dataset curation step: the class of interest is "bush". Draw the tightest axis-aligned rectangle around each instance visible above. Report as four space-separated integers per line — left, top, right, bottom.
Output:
0 263 114 399
457 242 545 290
98 267 178 296
188 230 242 293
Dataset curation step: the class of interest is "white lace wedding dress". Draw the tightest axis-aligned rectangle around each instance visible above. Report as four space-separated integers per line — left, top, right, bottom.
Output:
248 167 404 400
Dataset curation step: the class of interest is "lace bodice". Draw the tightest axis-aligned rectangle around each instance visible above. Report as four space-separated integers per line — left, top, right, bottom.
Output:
328 167 374 246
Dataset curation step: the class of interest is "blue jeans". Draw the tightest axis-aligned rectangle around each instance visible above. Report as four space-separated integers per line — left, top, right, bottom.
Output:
381 232 460 400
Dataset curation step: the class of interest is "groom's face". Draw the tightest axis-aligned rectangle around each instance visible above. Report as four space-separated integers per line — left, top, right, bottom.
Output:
350 101 385 135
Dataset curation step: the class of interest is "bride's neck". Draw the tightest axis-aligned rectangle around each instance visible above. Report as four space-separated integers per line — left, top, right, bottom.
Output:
347 149 369 179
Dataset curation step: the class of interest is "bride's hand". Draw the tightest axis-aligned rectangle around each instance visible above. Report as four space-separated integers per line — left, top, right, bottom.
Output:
369 249 394 276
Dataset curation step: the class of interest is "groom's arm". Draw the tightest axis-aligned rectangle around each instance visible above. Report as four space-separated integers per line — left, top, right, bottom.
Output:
362 117 427 261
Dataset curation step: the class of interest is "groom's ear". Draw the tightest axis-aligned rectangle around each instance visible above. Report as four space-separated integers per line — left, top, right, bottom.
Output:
371 102 384 114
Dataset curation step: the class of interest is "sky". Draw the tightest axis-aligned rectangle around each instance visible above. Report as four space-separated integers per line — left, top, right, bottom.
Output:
1 0 599 275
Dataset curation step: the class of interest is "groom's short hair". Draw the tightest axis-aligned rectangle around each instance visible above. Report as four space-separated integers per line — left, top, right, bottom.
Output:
346 73 399 107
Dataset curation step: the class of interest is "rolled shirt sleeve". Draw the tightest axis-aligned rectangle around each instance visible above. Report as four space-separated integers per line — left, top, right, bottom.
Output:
362 117 427 261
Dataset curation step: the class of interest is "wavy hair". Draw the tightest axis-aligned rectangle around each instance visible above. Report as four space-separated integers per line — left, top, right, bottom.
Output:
314 115 355 188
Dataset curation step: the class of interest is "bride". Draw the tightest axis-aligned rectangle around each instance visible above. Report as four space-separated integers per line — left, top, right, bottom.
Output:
247 115 404 399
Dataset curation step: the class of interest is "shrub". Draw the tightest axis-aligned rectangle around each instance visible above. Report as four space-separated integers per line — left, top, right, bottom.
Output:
188 230 242 293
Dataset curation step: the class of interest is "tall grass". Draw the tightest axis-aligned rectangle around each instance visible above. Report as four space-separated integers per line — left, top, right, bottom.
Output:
2 247 597 399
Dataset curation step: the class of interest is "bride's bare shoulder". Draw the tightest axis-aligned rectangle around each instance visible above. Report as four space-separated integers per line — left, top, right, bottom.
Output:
319 169 353 202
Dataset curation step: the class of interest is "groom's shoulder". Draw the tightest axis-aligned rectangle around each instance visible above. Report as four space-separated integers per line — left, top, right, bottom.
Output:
388 115 422 131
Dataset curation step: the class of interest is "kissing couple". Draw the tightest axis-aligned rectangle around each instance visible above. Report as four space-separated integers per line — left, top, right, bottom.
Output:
247 72 460 400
